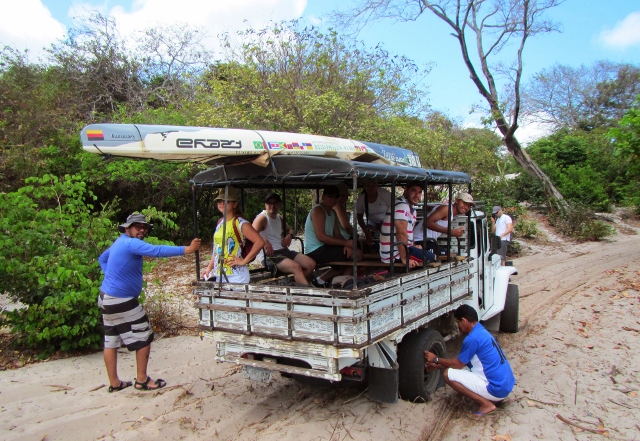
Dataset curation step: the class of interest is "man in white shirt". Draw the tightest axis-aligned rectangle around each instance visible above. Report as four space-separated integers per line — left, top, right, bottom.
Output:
253 193 316 285
491 206 513 265
356 178 392 250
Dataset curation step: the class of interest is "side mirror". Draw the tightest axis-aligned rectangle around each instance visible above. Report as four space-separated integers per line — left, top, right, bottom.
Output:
489 235 502 252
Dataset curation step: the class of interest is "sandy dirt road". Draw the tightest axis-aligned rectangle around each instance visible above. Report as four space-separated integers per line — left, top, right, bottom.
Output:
1 220 639 441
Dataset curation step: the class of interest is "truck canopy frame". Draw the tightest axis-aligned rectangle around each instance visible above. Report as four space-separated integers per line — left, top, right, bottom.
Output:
190 156 471 188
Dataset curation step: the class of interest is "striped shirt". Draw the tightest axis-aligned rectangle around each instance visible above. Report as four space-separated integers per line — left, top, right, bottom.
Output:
380 197 416 263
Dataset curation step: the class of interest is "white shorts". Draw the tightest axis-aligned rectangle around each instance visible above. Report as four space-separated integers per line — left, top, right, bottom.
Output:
447 367 506 401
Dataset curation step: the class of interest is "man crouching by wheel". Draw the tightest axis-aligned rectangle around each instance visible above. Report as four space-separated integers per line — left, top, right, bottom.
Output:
424 304 515 417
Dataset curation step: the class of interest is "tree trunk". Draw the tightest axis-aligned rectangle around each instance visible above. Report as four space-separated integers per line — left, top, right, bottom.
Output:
493 111 567 209
504 134 568 209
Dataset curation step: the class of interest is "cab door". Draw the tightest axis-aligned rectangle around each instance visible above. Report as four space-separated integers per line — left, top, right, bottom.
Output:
480 217 498 312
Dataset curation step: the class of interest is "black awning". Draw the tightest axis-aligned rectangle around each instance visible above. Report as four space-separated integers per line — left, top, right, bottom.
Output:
190 156 470 188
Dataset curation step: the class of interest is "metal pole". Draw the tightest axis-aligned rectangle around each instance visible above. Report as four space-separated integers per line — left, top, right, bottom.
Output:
351 176 358 283
447 183 453 261
389 179 396 277
192 184 200 280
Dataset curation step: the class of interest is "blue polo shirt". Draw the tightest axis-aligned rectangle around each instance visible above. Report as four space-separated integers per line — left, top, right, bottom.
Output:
457 323 515 398
99 234 184 298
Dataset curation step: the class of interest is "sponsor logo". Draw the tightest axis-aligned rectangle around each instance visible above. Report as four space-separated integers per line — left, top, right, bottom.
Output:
86 130 104 141
267 141 315 150
176 138 242 149
111 134 135 139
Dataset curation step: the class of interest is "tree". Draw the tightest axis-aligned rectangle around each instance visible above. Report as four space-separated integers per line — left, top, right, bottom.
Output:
196 21 430 137
341 0 567 207
609 97 640 210
524 61 640 131
46 12 211 120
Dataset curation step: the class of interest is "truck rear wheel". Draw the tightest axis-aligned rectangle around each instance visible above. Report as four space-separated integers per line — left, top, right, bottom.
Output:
499 284 520 333
398 329 446 402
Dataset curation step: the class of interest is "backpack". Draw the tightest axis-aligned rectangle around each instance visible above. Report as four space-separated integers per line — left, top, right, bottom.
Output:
217 217 255 263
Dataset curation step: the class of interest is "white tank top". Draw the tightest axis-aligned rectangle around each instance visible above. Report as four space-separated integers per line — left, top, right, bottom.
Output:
426 205 453 240
258 210 284 251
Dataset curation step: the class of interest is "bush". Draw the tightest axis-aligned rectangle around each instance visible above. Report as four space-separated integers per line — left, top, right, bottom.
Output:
0 175 183 356
0 175 117 356
507 240 521 256
547 203 615 241
515 217 539 238
579 220 616 241
143 291 191 336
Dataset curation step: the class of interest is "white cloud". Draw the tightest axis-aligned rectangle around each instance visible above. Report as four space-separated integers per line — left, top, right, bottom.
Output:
515 117 552 146
102 0 307 54
598 11 640 50
0 0 66 56
1 0 308 59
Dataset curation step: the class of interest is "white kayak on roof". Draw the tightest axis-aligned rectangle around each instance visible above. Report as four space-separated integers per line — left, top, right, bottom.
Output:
80 124 421 167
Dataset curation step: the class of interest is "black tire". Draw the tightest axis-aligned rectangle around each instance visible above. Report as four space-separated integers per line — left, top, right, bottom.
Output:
398 329 446 402
499 284 520 333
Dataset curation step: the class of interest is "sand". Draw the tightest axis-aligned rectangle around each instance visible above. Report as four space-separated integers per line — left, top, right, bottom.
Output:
1 215 639 441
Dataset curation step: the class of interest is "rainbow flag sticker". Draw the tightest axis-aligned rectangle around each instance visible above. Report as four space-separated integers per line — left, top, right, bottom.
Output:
86 130 104 141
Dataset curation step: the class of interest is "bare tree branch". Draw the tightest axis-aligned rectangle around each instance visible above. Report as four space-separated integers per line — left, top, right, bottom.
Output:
338 0 568 206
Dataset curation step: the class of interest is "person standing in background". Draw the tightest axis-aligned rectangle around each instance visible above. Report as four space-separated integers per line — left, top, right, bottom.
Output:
491 206 513 265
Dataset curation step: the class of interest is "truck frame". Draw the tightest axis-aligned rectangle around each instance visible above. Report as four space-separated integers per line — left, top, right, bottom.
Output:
191 155 519 404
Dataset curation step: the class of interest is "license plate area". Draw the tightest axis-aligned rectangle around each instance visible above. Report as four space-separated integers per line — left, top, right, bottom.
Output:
242 365 272 383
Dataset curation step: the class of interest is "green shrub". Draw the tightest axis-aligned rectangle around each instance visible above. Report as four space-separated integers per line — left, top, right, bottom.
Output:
507 240 521 256
515 217 539 238
579 220 615 241
0 174 117 356
0 175 182 356
547 203 615 241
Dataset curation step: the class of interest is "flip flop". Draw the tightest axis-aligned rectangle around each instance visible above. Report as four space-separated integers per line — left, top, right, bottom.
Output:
108 380 133 393
472 408 496 417
134 376 167 391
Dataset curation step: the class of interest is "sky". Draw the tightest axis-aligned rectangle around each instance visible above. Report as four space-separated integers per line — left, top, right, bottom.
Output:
1 0 639 144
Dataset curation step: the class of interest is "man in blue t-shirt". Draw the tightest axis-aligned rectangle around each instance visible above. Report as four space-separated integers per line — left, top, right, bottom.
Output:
424 304 515 416
98 213 200 393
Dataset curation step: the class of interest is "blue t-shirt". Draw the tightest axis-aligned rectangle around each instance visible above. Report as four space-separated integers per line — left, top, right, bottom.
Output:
99 234 184 298
457 323 515 398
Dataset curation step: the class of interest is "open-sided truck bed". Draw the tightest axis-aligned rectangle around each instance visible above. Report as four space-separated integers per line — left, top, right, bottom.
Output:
190 155 518 403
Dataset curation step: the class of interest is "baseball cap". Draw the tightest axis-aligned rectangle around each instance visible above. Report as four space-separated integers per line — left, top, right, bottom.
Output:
456 192 475 206
264 192 282 203
492 206 501 214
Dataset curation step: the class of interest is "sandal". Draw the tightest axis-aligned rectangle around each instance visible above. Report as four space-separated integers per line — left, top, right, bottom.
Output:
134 376 167 391
108 380 133 393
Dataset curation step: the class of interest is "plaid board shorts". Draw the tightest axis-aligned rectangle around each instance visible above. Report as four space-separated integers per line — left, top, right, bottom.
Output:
98 292 154 351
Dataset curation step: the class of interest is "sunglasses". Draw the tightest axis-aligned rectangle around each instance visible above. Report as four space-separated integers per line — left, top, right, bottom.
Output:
130 223 149 231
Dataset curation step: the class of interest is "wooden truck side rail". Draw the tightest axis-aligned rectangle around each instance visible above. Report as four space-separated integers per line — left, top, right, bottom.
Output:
196 259 473 349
